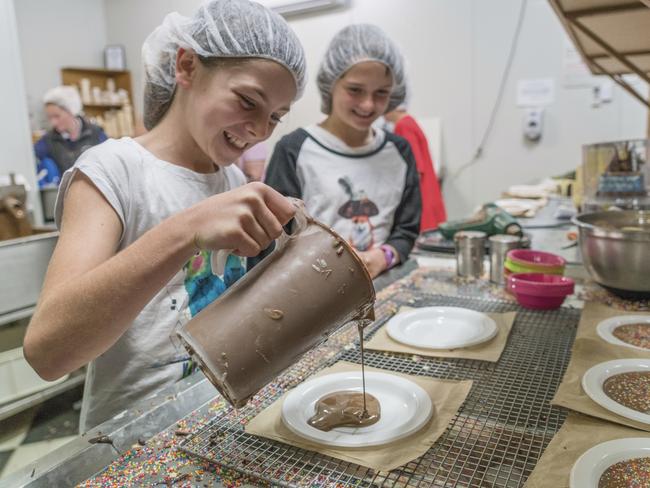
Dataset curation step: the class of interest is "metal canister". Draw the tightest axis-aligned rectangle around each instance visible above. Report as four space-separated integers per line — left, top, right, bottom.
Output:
489 235 522 285
454 231 487 278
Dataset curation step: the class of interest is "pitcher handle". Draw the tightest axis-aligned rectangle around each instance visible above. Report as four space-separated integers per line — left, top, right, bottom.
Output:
211 197 309 276
275 197 309 251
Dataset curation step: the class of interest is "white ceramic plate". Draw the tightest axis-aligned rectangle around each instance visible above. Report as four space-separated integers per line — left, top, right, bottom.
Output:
570 438 650 488
582 359 650 425
281 371 432 448
386 307 498 350
495 198 543 217
596 315 650 352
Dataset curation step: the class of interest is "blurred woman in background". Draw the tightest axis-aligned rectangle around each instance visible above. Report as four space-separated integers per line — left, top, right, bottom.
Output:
34 86 107 179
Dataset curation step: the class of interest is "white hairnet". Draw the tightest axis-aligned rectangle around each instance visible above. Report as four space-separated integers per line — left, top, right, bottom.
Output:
391 75 411 111
317 24 406 115
43 86 83 116
142 0 307 129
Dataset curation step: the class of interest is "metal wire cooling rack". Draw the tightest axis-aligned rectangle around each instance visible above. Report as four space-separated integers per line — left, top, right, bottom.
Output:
180 293 580 487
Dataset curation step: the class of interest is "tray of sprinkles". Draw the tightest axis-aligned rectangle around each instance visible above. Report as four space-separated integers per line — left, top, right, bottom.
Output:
597 315 650 352
571 438 650 488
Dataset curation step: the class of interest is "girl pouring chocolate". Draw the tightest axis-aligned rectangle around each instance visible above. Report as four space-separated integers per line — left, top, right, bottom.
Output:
23 0 306 432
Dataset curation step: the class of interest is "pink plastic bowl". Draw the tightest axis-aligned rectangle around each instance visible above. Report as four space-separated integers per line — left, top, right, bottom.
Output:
507 273 575 310
506 249 566 269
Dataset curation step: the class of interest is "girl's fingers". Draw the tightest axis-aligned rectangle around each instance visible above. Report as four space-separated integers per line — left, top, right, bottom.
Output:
261 186 296 225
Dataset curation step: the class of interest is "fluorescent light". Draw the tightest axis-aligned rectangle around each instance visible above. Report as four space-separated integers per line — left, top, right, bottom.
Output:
257 0 349 17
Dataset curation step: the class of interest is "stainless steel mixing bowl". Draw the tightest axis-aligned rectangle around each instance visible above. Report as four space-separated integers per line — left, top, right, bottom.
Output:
573 210 650 294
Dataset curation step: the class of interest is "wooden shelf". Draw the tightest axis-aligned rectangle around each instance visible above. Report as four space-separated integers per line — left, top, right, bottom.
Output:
61 67 135 137
82 103 125 109
61 67 133 106
61 66 130 78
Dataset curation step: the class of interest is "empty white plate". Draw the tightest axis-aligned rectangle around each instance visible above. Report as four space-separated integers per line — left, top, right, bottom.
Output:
386 307 498 350
597 315 650 352
570 438 650 488
495 198 543 217
582 359 650 425
281 371 432 448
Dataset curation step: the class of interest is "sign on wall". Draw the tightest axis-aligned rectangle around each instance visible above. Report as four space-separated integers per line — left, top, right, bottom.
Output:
517 78 555 107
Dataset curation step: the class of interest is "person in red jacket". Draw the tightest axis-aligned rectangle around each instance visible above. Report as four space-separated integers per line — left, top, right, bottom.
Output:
385 104 447 231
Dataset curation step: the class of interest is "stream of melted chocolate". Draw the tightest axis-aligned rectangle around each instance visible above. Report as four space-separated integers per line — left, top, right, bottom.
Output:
308 321 380 431
358 323 368 416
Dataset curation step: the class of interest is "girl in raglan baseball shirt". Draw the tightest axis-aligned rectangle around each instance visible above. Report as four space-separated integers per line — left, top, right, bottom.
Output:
265 24 421 278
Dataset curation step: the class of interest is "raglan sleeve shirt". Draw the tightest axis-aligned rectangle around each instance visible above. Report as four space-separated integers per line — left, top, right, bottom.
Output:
265 128 421 264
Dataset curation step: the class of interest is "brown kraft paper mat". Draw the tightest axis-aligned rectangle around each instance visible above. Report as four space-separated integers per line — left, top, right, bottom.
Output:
364 307 517 362
574 301 650 344
524 412 650 488
245 361 473 472
551 302 650 431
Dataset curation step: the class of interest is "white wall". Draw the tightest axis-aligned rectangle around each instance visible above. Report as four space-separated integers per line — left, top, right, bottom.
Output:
462 0 648 216
15 0 108 130
103 0 649 218
0 0 42 223
103 0 204 125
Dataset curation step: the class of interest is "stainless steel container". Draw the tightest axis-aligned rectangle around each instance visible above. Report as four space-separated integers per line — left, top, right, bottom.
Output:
454 231 486 278
0 229 58 325
573 210 650 294
40 187 58 222
489 235 521 285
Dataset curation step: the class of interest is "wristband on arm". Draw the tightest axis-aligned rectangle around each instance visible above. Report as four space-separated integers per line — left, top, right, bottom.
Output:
380 244 398 269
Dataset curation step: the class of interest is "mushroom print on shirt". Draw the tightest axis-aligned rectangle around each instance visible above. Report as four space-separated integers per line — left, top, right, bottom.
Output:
337 176 379 251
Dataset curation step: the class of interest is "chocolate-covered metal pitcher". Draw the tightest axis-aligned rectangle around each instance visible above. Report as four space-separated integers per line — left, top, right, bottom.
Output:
177 201 375 408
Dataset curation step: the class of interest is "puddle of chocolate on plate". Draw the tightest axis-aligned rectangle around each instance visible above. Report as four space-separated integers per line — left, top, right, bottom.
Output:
308 323 381 432
308 391 380 431
602 371 650 414
612 323 650 350
598 457 650 488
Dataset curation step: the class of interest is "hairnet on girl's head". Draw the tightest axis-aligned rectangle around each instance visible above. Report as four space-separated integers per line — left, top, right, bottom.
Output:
392 75 411 112
43 86 83 116
317 24 406 115
142 0 307 130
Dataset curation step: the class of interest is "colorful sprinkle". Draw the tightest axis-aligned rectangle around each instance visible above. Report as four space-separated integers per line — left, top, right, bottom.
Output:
603 372 650 414
599 457 650 488
613 323 650 349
